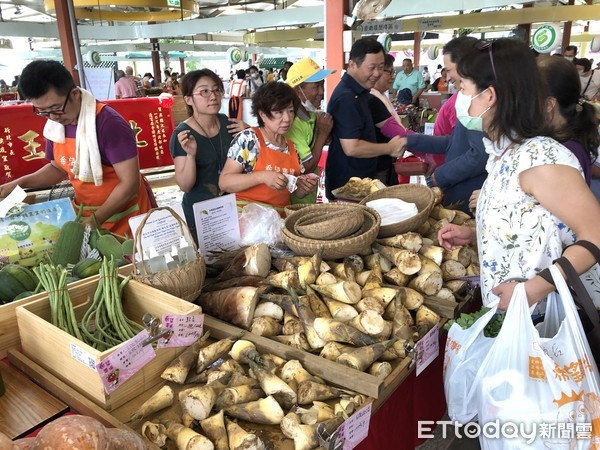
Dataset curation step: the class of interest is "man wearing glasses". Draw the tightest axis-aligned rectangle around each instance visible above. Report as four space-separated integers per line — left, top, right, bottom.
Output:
0 60 153 236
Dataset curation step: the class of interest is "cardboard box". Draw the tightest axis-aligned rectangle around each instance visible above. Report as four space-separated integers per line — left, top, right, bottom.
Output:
16 277 200 411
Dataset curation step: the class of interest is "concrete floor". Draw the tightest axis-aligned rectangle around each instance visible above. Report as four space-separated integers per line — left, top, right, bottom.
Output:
415 414 481 450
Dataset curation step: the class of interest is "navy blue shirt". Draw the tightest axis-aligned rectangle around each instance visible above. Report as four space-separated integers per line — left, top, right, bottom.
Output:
326 73 378 198
406 121 486 214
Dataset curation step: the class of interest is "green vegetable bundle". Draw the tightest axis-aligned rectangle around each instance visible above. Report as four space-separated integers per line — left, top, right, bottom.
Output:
33 264 82 341
444 307 505 338
80 257 144 351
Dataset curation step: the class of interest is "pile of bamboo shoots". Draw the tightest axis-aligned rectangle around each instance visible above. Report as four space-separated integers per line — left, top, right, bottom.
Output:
197 194 479 376
133 335 367 450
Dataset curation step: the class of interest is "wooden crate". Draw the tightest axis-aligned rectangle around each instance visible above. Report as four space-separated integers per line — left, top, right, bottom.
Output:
0 264 132 359
16 277 200 411
0 276 97 359
203 315 384 399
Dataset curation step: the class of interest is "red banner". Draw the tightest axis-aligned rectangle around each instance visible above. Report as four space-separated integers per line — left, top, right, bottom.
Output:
0 97 175 185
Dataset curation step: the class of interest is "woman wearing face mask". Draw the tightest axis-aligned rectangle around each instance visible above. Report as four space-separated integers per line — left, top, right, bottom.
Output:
392 36 487 214
438 38 600 310
219 82 319 215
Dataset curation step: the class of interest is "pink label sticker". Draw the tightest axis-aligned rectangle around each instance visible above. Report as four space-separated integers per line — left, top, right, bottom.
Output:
416 325 439 376
96 330 156 395
156 314 204 348
335 403 372 450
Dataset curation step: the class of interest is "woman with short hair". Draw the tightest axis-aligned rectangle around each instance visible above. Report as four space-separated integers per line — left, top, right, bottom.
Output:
219 82 318 215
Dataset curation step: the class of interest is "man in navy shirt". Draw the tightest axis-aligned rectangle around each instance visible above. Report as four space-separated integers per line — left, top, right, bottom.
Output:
326 38 404 199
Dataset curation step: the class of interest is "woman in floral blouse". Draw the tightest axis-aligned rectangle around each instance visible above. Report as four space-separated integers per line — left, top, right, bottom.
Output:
219 82 318 215
437 38 600 309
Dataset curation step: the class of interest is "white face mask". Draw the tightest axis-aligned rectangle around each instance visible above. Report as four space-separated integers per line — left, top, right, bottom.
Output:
565 56 574 62
299 86 319 112
454 88 490 132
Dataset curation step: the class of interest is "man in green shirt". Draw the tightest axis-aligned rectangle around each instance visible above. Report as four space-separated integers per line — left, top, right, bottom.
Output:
286 58 335 203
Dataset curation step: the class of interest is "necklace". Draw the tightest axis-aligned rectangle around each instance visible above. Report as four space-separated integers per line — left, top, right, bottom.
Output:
192 116 225 175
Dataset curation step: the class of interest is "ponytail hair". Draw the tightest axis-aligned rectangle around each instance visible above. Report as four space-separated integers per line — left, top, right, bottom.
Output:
537 56 599 161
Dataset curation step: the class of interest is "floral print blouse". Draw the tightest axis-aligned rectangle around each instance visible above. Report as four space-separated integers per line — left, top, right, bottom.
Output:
476 135 600 306
227 128 305 173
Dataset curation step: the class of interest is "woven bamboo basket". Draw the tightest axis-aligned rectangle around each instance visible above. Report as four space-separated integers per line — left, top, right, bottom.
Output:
359 184 435 238
133 206 206 302
294 208 363 240
283 204 310 217
283 204 380 259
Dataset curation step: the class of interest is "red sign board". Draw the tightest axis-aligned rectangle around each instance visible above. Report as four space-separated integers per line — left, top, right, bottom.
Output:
0 97 175 185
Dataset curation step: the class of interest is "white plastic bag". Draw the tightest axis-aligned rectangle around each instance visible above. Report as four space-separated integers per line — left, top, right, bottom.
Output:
238 203 284 247
473 266 600 450
443 302 498 424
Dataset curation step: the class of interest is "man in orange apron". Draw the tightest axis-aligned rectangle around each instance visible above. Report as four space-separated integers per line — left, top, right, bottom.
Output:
0 60 153 236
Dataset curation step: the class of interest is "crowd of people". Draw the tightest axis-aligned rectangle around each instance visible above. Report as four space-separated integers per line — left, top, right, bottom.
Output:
0 36 599 314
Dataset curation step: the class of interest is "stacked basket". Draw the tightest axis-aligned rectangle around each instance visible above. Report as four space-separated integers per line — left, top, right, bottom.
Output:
282 204 381 259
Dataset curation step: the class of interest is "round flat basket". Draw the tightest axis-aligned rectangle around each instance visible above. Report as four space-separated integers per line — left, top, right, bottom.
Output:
295 209 363 240
283 204 380 259
284 204 310 217
359 184 435 238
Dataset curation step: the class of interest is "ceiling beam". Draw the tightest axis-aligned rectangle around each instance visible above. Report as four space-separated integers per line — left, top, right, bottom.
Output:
0 5 324 39
244 27 319 44
381 0 533 18
395 4 600 32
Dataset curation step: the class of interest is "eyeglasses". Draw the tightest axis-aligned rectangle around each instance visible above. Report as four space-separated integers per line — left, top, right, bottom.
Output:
385 69 396 76
192 88 224 98
478 40 498 82
32 87 74 117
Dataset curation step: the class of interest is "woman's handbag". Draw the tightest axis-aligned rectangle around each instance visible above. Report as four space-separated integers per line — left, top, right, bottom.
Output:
539 240 600 366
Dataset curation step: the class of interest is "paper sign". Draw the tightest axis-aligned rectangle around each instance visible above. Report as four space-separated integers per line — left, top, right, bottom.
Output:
193 194 241 257
416 325 439 376
157 314 204 348
128 203 188 256
70 343 97 371
96 330 156 394
0 185 26 218
334 403 372 450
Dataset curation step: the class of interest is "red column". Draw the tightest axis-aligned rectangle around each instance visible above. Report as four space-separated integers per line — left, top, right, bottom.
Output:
324 1 346 102
54 0 80 86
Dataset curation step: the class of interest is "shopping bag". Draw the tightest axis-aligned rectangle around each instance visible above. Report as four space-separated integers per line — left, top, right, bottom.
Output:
443 301 499 424
473 266 600 450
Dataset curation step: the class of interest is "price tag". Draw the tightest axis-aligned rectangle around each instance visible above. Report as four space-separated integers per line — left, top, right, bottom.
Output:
96 330 156 394
416 325 439 376
334 403 372 450
156 314 204 348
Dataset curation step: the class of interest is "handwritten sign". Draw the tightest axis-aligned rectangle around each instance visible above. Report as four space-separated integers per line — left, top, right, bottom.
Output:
157 314 204 348
334 403 372 450
96 330 156 394
416 325 439 376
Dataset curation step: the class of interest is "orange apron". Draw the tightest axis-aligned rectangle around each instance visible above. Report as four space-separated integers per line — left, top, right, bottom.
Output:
236 127 300 216
52 102 153 236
